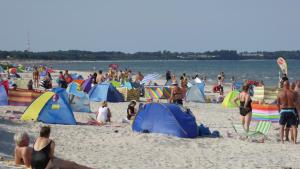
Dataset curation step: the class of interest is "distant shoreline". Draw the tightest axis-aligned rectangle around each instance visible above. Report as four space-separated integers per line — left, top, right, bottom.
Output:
1 59 299 63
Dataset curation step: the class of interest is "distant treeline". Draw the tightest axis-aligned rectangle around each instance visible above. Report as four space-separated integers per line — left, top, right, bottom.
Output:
0 50 300 60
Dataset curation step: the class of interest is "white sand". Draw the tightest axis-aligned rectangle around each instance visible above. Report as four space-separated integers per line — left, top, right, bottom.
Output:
0 71 300 169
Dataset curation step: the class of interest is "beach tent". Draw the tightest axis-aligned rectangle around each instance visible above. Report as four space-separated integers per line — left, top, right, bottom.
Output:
71 73 83 80
66 82 90 112
70 93 90 112
132 103 198 138
88 83 124 102
81 77 92 93
21 88 76 125
222 90 240 108
66 82 84 97
186 83 206 103
0 66 4 73
0 80 9 93
0 84 8 106
164 80 172 86
110 81 121 88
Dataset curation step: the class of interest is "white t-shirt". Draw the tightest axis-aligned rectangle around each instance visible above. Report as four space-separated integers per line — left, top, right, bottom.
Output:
97 107 109 122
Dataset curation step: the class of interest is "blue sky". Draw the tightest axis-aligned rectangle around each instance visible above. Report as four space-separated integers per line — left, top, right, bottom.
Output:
0 0 299 52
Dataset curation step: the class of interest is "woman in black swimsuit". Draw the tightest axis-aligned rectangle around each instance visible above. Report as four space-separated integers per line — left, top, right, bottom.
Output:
31 126 54 169
234 85 252 132
31 126 91 169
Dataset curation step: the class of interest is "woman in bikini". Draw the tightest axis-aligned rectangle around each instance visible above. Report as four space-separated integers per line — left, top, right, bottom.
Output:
170 81 184 105
234 85 252 132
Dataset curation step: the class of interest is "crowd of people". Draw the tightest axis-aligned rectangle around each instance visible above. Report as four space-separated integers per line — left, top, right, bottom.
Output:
90 68 144 86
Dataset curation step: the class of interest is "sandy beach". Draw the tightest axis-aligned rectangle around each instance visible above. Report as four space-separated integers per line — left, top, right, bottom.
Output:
1 71 300 169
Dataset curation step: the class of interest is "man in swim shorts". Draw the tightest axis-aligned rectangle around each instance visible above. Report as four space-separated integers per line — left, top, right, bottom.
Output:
277 81 298 144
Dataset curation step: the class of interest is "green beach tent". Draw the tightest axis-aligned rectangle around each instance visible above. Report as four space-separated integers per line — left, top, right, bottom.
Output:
222 90 240 108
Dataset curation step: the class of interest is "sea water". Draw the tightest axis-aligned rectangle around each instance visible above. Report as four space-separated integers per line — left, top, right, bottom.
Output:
14 60 300 86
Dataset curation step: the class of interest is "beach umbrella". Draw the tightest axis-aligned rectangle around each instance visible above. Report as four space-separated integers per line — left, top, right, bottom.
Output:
9 68 17 74
140 73 160 84
109 64 119 70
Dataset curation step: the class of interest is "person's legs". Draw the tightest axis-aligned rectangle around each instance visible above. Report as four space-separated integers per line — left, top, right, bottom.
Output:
291 125 297 144
280 125 285 143
240 115 245 128
244 112 252 132
285 127 290 141
54 158 92 169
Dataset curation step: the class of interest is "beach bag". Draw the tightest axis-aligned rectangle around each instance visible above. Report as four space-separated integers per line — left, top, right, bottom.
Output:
198 124 211 136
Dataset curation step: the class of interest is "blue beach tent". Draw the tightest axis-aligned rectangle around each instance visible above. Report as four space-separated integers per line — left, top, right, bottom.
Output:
0 84 8 106
132 103 198 138
186 83 206 103
88 83 124 102
21 88 76 125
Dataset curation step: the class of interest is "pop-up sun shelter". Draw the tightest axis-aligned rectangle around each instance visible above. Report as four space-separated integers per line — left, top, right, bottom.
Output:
0 84 8 106
222 90 240 108
21 88 76 125
132 103 198 138
66 82 90 112
88 83 124 102
186 83 206 103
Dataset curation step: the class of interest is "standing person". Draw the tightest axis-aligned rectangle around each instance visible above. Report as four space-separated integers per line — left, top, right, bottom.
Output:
166 71 171 81
135 71 144 83
97 101 112 124
231 76 236 91
96 70 104 84
277 81 298 144
233 85 252 132
217 74 223 93
170 82 184 105
32 67 39 88
127 70 132 82
58 71 67 88
180 73 188 88
171 74 177 84
279 73 289 88
92 72 97 86
220 72 225 83
180 73 188 100
295 81 300 114
64 70 72 84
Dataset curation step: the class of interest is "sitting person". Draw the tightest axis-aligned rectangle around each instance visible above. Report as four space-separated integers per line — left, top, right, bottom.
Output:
27 80 33 90
216 90 225 103
97 101 112 124
127 100 137 120
14 132 32 168
14 127 91 169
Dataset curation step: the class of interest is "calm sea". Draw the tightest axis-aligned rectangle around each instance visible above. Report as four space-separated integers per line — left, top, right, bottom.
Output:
13 60 300 86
